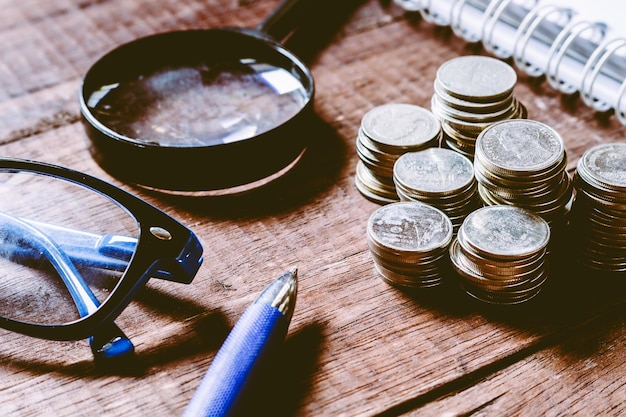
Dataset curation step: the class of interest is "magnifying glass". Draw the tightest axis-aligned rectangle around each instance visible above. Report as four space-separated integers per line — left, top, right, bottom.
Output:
80 0 316 193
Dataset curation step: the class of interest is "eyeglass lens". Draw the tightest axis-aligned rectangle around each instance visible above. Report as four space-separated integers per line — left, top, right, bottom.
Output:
0 170 140 326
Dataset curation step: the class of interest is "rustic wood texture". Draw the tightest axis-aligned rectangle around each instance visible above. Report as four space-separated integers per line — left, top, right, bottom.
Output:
1 0 625 416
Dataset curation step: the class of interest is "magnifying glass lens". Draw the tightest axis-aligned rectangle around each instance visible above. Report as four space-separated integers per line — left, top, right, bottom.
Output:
86 58 309 147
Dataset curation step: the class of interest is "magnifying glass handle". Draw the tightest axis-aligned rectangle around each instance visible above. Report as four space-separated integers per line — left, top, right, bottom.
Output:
256 0 317 41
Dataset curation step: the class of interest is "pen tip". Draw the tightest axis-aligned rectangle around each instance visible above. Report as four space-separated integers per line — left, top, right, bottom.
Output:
289 266 298 276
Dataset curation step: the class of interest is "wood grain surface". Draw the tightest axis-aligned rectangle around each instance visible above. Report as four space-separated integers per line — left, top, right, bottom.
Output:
1 0 625 416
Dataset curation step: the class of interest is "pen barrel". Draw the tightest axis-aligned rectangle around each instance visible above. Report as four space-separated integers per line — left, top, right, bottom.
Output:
182 303 288 417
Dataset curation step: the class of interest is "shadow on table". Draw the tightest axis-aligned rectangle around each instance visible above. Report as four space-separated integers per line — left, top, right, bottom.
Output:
395 245 626 337
227 322 326 417
0 279 325 417
0 283 230 377
138 110 347 220
377 249 626 416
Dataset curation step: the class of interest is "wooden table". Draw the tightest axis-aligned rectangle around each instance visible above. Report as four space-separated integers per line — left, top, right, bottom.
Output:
2 0 626 415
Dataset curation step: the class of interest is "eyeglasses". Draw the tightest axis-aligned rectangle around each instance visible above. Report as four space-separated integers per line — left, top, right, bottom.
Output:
0 158 203 362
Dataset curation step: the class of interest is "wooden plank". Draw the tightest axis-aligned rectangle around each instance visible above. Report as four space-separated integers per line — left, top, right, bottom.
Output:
399 303 626 416
0 0 625 416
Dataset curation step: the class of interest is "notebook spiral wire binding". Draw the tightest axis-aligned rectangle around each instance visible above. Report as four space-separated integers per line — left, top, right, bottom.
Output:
512 4 573 77
582 39 626 115
482 0 520 57
393 0 626 126
451 0 482 42
412 0 449 26
617 62 626 125
546 20 607 95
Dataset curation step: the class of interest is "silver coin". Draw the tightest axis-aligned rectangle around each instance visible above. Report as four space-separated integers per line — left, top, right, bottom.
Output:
473 161 556 195
367 231 450 261
393 148 475 196
433 78 515 114
477 172 572 206
357 129 389 160
356 136 395 178
458 266 547 294
361 103 441 149
373 262 442 289
372 252 447 274
586 205 626 226
475 119 565 175
355 161 399 205
431 98 496 135
356 160 396 191
450 239 549 305
435 55 517 102
570 145 626 273
575 182 626 208
461 276 546 304
459 205 550 260
442 121 480 144
577 142 626 192
442 135 475 160
456 226 546 266
432 99 527 140
431 94 519 123
456 229 546 269
356 137 385 168
367 201 453 254
397 185 478 209
475 148 568 186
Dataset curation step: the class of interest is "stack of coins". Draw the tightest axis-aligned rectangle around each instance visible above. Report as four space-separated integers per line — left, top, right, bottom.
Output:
367 201 453 288
473 119 573 238
449 205 551 305
431 55 527 159
571 143 626 272
393 147 481 232
355 103 441 204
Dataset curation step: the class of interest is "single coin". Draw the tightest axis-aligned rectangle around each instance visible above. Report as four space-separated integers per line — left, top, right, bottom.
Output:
435 55 517 102
577 142 626 192
361 103 441 150
475 119 565 175
393 148 475 196
367 201 453 254
459 205 550 259
455 231 546 271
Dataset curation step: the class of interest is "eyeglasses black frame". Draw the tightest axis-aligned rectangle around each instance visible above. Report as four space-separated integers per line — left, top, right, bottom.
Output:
0 157 204 341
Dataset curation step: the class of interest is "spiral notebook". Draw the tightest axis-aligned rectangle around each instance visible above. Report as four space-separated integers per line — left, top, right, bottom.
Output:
393 0 626 126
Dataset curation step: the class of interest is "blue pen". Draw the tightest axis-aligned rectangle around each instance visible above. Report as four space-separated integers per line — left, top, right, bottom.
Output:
182 267 298 417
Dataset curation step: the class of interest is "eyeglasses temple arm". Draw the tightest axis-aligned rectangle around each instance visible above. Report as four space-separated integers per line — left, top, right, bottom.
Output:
0 214 134 361
21 219 174 281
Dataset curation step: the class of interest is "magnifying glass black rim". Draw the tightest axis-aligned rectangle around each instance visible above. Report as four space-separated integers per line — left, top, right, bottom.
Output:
79 27 315 192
